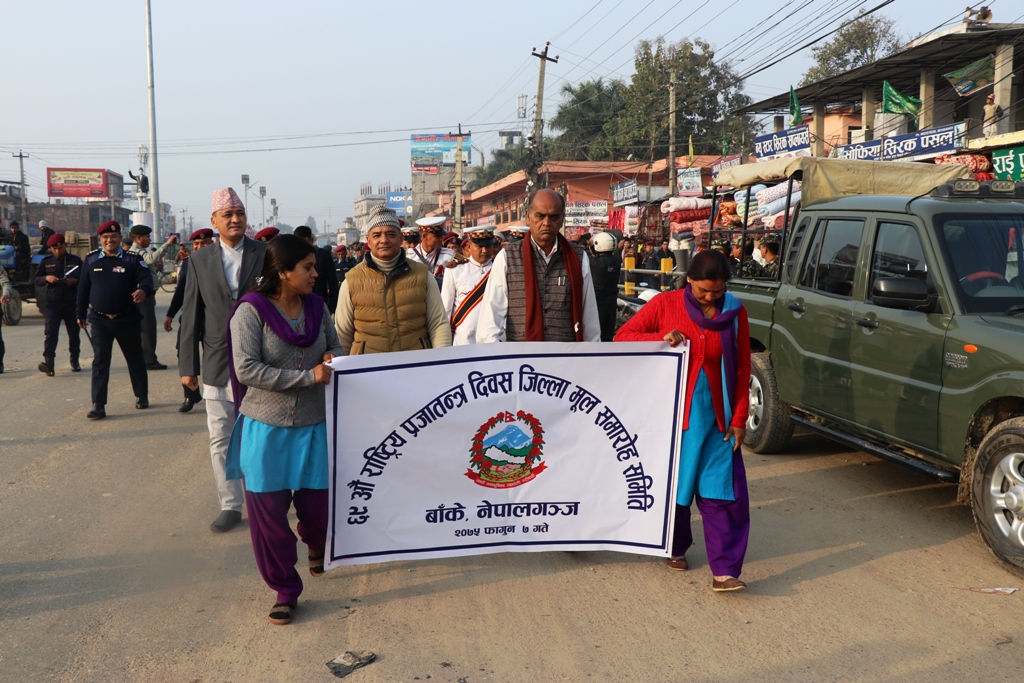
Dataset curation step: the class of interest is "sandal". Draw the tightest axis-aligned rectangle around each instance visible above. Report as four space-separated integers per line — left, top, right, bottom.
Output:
268 601 297 625
308 547 325 577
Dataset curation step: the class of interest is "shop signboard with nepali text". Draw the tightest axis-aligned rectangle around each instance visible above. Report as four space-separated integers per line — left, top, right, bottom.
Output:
754 125 810 161
564 201 609 228
833 122 966 162
677 168 704 196
325 343 687 567
992 146 1024 183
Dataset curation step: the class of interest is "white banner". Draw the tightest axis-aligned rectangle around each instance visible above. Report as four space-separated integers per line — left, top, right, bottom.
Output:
325 342 687 568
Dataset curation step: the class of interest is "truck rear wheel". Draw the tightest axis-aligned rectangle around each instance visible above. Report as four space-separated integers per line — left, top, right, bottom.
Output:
745 352 794 454
972 417 1024 577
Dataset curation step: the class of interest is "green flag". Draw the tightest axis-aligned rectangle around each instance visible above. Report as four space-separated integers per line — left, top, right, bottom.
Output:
882 80 922 124
789 86 803 127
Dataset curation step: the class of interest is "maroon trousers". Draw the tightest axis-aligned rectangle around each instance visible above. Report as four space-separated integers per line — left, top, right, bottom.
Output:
244 488 328 604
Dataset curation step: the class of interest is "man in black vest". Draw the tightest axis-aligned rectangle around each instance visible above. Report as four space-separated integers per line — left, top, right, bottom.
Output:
35 233 83 375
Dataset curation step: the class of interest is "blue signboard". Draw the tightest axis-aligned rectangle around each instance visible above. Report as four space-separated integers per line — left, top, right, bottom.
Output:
411 134 471 168
754 125 811 161
834 122 966 162
612 179 638 207
386 191 413 217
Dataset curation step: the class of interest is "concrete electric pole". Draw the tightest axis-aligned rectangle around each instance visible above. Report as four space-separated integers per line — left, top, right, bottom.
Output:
13 151 28 226
259 186 266 228
144 0 161 238
668 69 677 197
527 43 558 203
450 125 470 233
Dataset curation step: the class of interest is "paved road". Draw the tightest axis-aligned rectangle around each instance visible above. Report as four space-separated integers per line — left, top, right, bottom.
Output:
1 292 1022 682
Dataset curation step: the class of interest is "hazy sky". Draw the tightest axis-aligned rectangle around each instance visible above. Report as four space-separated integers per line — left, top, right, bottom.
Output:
0 0 1006 230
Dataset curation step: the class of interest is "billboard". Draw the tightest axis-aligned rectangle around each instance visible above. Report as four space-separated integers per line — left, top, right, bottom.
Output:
386 191 413 217
47 168 124 199
411 134 471 168
753 125 810 162
564 201 608 228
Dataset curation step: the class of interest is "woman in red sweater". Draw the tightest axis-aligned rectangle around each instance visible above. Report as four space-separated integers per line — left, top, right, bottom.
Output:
615 249 751 591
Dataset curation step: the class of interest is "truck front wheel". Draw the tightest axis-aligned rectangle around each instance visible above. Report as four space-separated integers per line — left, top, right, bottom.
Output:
745 352 794 454
972 417 1024 578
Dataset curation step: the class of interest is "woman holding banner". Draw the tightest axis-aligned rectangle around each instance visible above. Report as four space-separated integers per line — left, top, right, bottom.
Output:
227 235 343 624
615 249 751 592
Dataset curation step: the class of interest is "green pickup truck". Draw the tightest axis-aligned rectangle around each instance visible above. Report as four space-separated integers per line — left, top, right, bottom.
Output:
715 158 1024 575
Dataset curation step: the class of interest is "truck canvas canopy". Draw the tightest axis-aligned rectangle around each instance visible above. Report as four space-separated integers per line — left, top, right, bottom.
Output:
714 157 972 207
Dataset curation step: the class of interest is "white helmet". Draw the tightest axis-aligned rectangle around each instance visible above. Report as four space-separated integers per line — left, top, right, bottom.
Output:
592 232 616 252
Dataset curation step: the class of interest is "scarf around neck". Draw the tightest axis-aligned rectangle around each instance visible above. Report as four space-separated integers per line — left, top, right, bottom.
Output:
226 291 325 416
522 234 584 341
683 284 742 408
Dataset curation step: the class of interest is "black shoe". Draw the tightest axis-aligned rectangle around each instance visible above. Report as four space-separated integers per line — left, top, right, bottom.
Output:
178 398 195 413
87 403 106 419
135 397 149 409
38 360 54 377
70 358 81 372
210 510 242 533
146 362 167 370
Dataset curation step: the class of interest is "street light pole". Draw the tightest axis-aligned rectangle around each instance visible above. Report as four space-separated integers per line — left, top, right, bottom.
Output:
144 0 161 238
241 174 250 218
259 186 266 229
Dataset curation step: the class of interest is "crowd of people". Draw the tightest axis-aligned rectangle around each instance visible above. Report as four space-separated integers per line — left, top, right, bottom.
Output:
10 185 753 623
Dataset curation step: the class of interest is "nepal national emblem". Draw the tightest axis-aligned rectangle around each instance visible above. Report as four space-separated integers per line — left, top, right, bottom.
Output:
467 410 547 489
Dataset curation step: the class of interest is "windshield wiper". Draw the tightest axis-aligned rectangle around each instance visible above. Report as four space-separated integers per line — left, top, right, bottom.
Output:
1004 304 1024 317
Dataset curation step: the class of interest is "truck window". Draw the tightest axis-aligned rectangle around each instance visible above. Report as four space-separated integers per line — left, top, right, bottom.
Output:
784 217 810 283
799 219 864 297
870 222 930 285
934 213 1024 314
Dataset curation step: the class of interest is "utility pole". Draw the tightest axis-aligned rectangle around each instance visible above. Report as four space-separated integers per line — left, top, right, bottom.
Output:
270 198 277 227
241 174 250 216
13 151 28 226
450 125 470 233
527 43 559 202
145 0 161 238
259 186 266 229
668 69 677 197
180 208 187 235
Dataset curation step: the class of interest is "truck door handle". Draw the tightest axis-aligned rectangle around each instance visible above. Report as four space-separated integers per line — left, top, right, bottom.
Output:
856 318 879 329
787 303 805 313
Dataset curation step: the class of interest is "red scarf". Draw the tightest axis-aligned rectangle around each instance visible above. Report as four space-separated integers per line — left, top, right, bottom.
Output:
522 234 584 341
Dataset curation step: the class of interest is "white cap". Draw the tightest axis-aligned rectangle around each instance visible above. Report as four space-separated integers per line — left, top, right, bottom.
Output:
38 220 49 228
415 216 447 228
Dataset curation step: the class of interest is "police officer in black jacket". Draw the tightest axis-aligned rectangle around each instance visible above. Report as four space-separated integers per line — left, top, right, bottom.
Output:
76 221 154 419
34 232 83 376
588 232 621 342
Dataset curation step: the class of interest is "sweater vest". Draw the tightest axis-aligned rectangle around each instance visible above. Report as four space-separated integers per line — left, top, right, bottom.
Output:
504 240 583 342
346 260 431 354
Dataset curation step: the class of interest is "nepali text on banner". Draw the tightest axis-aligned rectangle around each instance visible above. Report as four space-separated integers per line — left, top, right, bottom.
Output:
833 122 966 162
325 342 687 567
754 125 810 161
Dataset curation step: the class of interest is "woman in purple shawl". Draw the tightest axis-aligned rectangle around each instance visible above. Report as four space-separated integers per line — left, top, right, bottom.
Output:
227 235 343 625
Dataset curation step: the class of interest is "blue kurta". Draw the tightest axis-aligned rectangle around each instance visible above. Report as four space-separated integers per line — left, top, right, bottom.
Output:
226 417 329 493
676 370 737 506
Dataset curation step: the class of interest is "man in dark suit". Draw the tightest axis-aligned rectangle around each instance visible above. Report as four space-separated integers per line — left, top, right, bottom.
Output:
179 188 267 533
164 228 214 413
293 225 338 311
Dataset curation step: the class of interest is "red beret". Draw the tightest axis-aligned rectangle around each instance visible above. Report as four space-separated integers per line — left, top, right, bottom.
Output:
334 244 347 252
254 227 280 242
97 220 121 235
47 233 66 247
189 228 214 241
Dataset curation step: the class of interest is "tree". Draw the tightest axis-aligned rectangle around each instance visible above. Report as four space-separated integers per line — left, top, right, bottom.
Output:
305 216 318 231
548 78 627 161
598 37 756 162
800 10 902 85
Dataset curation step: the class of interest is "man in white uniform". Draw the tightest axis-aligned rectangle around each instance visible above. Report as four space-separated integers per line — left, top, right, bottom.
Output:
441 225 497 345
410 216 455 286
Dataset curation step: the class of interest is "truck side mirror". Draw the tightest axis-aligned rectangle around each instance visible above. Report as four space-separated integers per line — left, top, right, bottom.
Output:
871 277 935 313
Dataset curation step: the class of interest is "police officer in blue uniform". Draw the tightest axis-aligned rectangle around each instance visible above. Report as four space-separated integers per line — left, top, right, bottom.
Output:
34 232 83 376
76 221 154 419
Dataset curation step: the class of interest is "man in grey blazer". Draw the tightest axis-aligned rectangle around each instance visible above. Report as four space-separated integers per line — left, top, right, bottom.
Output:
179 187 267 532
